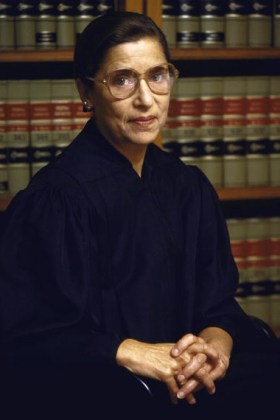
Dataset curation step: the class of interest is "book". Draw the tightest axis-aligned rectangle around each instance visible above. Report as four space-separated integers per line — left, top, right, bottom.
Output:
29 80 53 176
200 76 224 187
200 0 225 48
169 77 202 167
162 0 177 48
269 76 280 186
223 76 247 187
176 0 200 48
75 0 98 39
56 0 76 49
227 216 279 327
0 0 16 50
51 79 75 158
15 0 37 50
246 76 270 186
274 0 280 47
36 1 57 50
6 80 31 195
0 81 8 194
225 0 249 47
248 0 273 48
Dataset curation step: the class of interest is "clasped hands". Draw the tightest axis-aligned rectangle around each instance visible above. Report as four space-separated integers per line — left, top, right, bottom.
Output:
116 329 231 405
168 333 230 405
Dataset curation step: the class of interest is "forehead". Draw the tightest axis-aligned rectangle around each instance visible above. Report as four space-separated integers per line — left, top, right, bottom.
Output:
100 38 167 73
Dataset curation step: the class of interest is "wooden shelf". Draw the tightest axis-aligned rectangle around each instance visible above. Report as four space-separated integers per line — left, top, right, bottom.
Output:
170 48 280 61
0 49 74 63
1 48 280 64
217 186 280 201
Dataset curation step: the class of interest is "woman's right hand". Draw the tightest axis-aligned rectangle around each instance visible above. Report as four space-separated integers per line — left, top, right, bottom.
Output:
116 338 192 404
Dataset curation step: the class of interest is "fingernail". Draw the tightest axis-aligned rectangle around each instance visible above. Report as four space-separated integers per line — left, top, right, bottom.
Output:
177 374 185 382
172 348 179 356
177 391 185 399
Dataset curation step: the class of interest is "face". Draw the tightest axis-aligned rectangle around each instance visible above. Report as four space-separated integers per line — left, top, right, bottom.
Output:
85 38 171 150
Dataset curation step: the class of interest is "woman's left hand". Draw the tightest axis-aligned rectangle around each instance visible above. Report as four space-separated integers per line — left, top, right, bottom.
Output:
170 328 232 403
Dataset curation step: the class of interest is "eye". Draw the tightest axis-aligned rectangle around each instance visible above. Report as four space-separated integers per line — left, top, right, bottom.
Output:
149 66 168 83
110 70 135 87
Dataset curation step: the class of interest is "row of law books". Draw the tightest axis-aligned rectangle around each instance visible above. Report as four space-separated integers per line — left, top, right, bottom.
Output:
0 79 91 195
163 0 280 48
0 0 116 50
163 75 280 188
227 217 280 329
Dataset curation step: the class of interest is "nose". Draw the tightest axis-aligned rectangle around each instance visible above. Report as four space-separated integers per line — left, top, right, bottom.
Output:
133 78 154 107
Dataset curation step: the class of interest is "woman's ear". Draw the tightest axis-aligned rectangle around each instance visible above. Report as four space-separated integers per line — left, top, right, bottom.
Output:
75 79 94 112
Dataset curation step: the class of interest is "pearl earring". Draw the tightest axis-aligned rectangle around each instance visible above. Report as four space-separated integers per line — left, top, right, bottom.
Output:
83 100 93 113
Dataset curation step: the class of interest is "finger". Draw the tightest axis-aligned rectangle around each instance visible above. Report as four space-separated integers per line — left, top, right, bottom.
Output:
165 376 180 405
208 355 230 381
194 367 216 395
177 377 201 400
185 342 219 361
178 353 207 380
171 334 199 357
179 368 215 398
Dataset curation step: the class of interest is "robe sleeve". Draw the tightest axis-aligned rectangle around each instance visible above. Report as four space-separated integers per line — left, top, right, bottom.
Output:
0 180 122 367
193 169 248 340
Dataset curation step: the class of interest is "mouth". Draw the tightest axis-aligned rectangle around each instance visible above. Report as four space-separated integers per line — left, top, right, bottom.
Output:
130 116 157 127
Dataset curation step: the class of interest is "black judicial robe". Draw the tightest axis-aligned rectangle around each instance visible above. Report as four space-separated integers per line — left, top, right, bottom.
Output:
0 119 259 367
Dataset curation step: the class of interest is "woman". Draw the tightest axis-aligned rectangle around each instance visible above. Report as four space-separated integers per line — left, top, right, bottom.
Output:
0 11 279 420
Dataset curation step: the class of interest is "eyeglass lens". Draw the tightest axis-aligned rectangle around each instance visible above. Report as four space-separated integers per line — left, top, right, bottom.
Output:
108 64 176 98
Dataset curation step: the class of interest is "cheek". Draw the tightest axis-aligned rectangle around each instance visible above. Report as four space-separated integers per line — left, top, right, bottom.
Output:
158 99 170 123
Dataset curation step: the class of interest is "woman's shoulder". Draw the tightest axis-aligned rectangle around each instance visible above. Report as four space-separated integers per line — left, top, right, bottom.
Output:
149 144 210 184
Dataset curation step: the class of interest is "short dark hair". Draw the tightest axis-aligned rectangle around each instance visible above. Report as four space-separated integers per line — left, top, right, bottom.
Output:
73 11 170 82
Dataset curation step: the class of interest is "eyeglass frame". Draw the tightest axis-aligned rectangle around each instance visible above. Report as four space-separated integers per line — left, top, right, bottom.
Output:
85 62 179 99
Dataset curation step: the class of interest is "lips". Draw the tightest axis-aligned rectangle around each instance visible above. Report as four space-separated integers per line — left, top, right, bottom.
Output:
130 116 156 126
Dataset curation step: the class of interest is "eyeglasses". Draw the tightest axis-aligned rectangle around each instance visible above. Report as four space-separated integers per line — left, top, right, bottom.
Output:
86 63 179 99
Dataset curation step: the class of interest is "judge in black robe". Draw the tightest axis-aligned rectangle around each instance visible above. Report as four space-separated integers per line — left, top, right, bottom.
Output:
1 11 280 420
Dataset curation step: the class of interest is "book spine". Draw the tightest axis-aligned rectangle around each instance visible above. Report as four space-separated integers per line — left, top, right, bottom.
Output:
36 1 57 50
246 76 270 186
245 217 271 324
176 0 200 48
6 80 31 195
0 0 16 50
274 0 280 47
225 0 249 47
200 76 224 187
170 77 202 167
162 0 177 48
269 217 280 328
223 76 247 187
200 0 225 48
0 81 8 193
269 217 280 282
56 0 76 49
227 218 248 286
248 0 273 47
269 76 280 186
75 1 98 39
95 0 115 16
15 1 37 50
51 79 74 158
29 80 53 176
